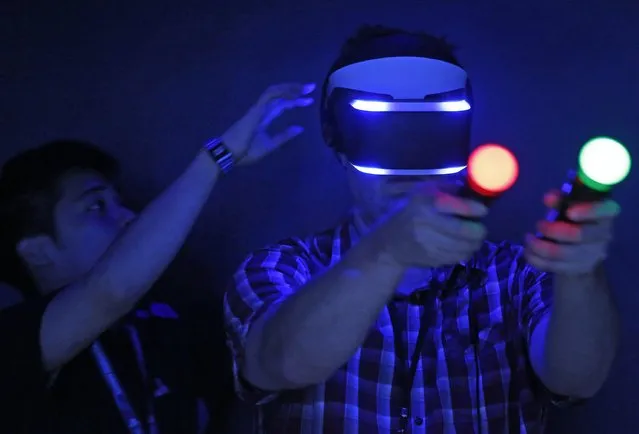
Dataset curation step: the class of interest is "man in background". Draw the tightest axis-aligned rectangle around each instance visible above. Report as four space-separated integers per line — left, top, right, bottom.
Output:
224 26 619 433
0 82 315 433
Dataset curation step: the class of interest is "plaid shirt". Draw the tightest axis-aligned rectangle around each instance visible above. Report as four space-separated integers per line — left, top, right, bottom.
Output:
224 218 572 434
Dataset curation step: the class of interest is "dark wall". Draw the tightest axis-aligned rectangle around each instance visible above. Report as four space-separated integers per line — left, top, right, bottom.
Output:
3 0 638 432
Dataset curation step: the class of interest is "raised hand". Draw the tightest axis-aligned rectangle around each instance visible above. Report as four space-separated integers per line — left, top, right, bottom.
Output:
222 82 316 165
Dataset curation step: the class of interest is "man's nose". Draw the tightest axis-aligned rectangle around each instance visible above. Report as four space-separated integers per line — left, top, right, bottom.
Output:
118 207 136 228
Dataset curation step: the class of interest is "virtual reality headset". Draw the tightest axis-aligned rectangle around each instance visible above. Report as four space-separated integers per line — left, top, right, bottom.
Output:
322 33 473 176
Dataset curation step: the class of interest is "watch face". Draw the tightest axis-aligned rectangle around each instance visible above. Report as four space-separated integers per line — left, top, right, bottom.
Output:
205 139 234 173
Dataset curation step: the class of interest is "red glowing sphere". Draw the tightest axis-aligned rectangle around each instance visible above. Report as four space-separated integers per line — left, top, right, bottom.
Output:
467 144 519 196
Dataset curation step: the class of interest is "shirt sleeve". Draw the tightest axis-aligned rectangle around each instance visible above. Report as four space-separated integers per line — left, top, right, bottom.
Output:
0 295 53 406
223 244 311 405
518 262 552 348
517 258 583 408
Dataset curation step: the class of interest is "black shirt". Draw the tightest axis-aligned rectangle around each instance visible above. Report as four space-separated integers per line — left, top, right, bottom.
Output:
0 295 230 433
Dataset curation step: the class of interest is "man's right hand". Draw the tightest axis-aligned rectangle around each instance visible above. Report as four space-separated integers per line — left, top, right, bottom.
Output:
374 181 488 268
238 180 488 390
222 83 315 165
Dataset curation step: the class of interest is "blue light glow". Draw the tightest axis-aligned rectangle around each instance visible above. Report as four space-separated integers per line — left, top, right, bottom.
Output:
351 164 467 176
350 99 471 113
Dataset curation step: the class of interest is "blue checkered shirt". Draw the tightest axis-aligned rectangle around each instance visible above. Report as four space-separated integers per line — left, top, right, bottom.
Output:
224 218 572 434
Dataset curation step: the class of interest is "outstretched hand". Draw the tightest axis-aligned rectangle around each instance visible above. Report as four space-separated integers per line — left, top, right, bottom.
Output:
525 190 620 275
222 82 316 165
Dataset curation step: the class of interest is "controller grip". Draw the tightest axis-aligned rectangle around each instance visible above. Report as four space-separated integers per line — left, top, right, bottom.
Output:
455 180 498 222
545 170 609 224
457 181 496 207
537 170 609 244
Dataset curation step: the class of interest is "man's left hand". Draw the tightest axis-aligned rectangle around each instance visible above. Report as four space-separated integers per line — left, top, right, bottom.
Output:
524 191 620 275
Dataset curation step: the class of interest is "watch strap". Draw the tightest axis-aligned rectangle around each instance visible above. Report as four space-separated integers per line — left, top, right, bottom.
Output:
204 138 234 174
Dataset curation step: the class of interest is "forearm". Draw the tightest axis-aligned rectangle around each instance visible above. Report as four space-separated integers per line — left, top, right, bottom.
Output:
41 151 219 371
87 151 218 306
259 233 404 387
534 265 618 397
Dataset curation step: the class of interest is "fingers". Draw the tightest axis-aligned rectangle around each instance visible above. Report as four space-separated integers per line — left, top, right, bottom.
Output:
567 199 620 222
405 182 488 248
412 182 488 218
433 191 488 218
543 190 620 222
255 84 315 133
257 82 316 107
414 204 487 242
536 219 613 244
260 98 311 145
524 234 607 274
259 97 314 129
273 96 314 110
535 220 581 242
529 190 618 274
526 233 608 263
270 125 304 147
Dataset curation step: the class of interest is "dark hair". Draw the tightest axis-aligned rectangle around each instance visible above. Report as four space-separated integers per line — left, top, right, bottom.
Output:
331 24 460 73
0 139 119 293
320 24 467 150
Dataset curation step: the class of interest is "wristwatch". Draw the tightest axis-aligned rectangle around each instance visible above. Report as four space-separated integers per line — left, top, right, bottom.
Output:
204 138 234 174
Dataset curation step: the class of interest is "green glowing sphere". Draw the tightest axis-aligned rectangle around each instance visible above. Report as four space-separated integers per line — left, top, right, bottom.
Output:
578 136 631 189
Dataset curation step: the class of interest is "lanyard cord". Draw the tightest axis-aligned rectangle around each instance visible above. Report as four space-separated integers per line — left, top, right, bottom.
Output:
388 266 484 434
388 298 429 433
91 326 159 434
388 285 439 433
468 281 483 434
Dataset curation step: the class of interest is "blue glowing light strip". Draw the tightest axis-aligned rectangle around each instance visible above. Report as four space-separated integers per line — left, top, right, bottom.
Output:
350 99 470 113
351 164 467 176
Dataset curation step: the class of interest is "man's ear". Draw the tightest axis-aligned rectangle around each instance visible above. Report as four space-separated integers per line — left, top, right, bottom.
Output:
16 235 55 268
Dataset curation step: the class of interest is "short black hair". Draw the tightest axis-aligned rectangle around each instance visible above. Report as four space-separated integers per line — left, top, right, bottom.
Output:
0 140 119 292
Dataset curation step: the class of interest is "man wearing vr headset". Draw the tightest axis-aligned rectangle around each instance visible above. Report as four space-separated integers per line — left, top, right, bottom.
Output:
224 25 618 433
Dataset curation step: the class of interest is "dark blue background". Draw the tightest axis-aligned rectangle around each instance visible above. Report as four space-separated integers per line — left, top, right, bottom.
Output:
2 0 638 431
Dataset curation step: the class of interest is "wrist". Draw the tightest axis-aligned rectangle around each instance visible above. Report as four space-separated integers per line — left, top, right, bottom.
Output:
554 264 608 302
220 133 248 165
203 138 235 174
196 149 221 177
556 263 605 285
356 225 405 274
